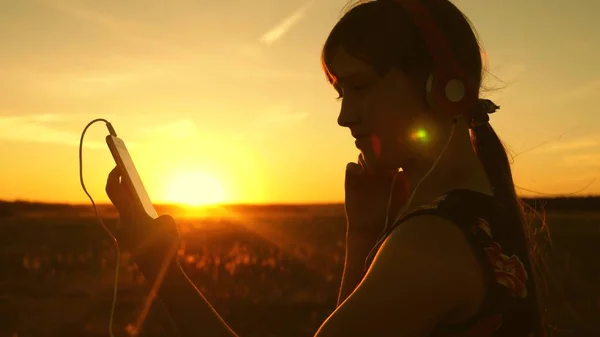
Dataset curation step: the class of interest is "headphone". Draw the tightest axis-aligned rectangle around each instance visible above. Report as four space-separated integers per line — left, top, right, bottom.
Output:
364 0 477 269
397 0 476 117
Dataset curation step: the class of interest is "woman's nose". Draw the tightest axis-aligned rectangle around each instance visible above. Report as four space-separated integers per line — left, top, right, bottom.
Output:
337 102 359 128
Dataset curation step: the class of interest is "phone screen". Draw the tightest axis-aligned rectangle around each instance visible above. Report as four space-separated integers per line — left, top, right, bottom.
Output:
106 135 158 219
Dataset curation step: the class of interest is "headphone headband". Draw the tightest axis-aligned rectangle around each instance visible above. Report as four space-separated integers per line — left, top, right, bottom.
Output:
394 1 461 76
390 0 476 116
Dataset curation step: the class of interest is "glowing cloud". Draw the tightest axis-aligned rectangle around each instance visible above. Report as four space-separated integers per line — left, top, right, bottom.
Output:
260 0 316 46
0 114 114 149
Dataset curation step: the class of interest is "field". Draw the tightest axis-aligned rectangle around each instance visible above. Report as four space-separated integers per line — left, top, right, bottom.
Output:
1 199 600 337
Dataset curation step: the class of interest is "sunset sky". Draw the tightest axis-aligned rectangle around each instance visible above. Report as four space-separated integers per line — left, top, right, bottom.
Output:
1 0 599 205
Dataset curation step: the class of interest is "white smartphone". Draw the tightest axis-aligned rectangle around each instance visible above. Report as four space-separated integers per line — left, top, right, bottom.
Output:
106 135 158 219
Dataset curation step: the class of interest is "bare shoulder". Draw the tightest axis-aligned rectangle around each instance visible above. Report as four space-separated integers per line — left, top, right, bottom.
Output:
366 214 487 322
374 214 487 301
382 213 480 262
314 214 486 337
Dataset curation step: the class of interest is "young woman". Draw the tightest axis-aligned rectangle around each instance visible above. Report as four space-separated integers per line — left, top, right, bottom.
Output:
106 1 544 336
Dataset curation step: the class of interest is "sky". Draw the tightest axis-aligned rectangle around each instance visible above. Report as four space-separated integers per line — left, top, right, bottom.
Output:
1 0 599 205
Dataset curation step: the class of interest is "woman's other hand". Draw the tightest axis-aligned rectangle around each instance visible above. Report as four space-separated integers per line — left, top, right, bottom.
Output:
344 154 408 235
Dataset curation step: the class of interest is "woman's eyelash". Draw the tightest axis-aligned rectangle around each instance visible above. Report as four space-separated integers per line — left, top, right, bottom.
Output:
334 82 366 101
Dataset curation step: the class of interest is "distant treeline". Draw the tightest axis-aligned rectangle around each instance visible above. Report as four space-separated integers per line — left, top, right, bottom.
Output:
1 196 600 218
0 200 81 218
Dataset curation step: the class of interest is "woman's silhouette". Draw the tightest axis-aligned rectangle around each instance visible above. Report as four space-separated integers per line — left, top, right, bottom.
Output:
106 1 544 336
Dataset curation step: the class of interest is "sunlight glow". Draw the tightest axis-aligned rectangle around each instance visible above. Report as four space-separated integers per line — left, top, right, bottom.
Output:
165 171 227 206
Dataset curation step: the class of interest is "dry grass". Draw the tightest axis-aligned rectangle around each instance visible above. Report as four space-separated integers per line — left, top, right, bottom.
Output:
0 204 599 336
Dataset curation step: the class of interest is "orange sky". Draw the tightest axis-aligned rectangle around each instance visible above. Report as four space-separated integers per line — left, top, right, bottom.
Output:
1 0 600 205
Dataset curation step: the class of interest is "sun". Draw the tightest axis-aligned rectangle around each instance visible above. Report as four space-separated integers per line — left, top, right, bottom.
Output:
165 171 227 206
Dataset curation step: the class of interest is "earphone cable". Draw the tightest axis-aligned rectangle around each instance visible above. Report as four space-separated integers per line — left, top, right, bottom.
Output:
365 118 459 268
79 118 121 337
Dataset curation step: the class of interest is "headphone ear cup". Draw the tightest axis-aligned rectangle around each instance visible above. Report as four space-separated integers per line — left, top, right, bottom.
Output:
445 79 465 103
425 72 469 118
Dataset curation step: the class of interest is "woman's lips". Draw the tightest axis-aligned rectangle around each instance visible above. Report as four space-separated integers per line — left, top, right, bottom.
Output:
354 135 381 158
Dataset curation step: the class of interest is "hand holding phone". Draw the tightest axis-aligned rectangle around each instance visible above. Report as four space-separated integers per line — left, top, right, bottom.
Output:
106 135 158 219
106 165 180 280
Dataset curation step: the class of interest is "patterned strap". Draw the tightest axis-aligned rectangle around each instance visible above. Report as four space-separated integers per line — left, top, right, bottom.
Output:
364 204 453 273
361 190 537 335
364 190 497 290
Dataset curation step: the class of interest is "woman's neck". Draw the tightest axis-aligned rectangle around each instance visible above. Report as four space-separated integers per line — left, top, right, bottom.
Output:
400 128 493 214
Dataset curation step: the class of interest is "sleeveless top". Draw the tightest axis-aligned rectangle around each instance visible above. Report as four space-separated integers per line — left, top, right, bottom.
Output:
363 189 544 337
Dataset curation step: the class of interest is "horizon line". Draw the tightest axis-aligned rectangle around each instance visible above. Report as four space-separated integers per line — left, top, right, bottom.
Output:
3 193 600 207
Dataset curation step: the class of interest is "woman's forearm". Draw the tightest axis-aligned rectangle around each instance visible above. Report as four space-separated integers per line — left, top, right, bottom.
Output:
144 257 240 337
337 230 379 306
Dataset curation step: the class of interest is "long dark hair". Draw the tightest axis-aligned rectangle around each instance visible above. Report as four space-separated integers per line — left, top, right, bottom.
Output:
321 0 546 334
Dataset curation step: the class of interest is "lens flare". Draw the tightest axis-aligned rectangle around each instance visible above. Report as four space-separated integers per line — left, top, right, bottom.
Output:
411 128 430 144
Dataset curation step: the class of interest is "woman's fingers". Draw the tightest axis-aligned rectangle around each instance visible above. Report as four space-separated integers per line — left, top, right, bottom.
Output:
106 166 135 213
346 162 363 175
358 153 369 173
106 166 122 202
